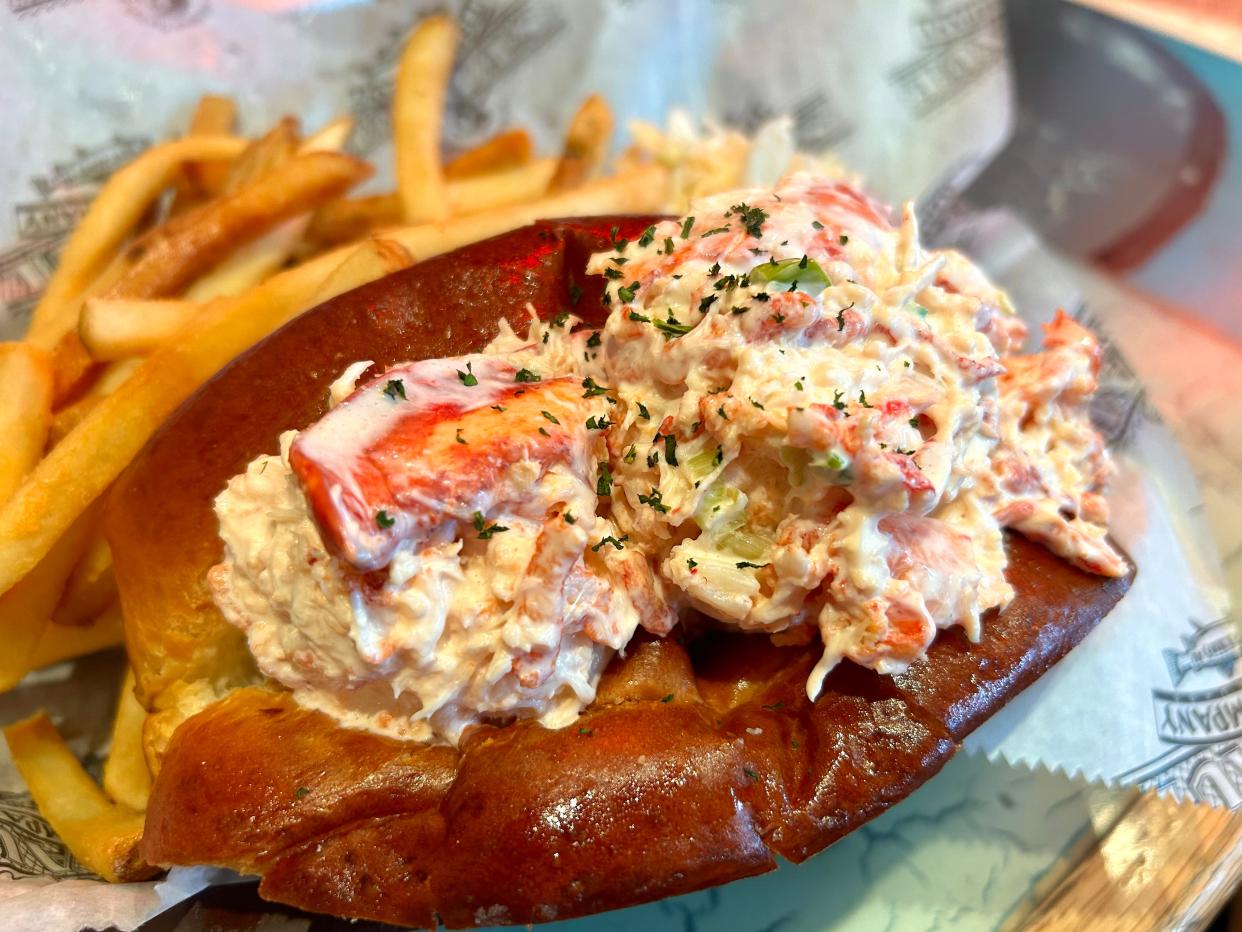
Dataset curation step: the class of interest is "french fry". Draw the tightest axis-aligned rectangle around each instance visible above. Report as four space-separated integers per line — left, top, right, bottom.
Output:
310 236 414 306
171 94 239 213
445 128 534 179
80 299 198 361
4 712 156 882
184 219 306 303
301 115 354 154
306 193 403 247
48 395 100 449
0 344 53 506
0 506 98 691
393 14 458 223
25 136 247 350
549 94 615 192
104 669 152 813
51 330 101 407
386 164 667 261
88 358 144 398
0 164 668 598
308 160 558 248
52 530 115 628
104 150 372 300
447 159 556 216
221 116 300 195
28 602 124 671
183 120 356 303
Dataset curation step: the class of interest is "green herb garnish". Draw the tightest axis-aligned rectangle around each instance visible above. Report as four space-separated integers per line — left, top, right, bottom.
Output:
581 376 609 397
472 511 509 539
655 314 694 338
596 462 613 496
638 488 669 513
728 203 768 238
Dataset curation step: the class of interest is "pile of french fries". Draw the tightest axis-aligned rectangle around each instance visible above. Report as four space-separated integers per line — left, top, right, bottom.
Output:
0 14 667 883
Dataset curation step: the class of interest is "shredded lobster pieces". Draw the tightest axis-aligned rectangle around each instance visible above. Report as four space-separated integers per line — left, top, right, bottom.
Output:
113 218 1133 927
289 358 587 572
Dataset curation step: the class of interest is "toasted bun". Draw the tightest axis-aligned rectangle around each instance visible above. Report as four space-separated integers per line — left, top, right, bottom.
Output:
110 218 1133 926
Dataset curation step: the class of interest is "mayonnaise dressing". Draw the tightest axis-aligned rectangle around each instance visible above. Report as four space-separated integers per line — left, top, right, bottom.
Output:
210 345 671 745
211 171 1125 739
588 172 1125 698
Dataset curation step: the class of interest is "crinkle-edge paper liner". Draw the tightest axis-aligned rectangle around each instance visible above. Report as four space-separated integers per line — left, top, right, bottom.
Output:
947 209 1237 808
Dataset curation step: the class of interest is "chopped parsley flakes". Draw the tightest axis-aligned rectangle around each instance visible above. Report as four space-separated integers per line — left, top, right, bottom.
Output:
656 314 694 338
582 376 609 397
596 462 614 497
727 202 768 238
638 488 669 513
472 511 509 539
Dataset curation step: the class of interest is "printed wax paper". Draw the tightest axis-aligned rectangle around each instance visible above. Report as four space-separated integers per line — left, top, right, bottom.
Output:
0 1 1234 929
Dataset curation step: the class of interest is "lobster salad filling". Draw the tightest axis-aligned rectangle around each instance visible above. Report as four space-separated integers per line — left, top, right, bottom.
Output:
210 171 1125 743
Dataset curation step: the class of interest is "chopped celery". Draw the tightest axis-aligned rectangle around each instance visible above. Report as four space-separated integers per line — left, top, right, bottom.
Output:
719 526 771 561
811 447 854 485
748 256 830 294
687 444 725 480
694 484 744 532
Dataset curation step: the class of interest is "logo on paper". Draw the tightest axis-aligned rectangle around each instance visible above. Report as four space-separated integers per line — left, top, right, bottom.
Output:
1163 619 1241 687
890 0 1007 117
1120 615 1242 808
720 91 855 155
9 0 83 15
1152 618 1242 746
346 0 565 158
0 135 149 335
1075 304 1153 452
0 791 91 880
119 0 209 31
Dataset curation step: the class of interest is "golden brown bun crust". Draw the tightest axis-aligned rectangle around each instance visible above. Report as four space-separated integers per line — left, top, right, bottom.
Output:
121 217 1134 926
142 536 1127 929
145 537 1131 928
